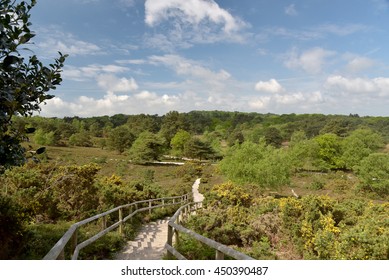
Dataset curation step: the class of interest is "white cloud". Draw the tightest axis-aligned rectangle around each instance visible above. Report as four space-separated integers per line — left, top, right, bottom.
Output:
249 90 325 112
35 29 103 57
115 59 147 65
316 23 369 36
145 0 246 33
255 79 284 93
143 0 249 50
63 64 129 82
285 47 336 74
249 96 271 109
41 91 182 117
97 74 138 92
149 54 231 81
345 56 376 73
258 23 368 42
285 4 298 16
325 75 389 96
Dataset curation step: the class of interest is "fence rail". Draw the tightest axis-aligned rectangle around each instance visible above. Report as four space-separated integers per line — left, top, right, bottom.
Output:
165 203 254 260
43 193 191 260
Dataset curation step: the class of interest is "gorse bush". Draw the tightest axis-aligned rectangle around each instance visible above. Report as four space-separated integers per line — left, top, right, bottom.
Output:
1 159 189 259
183 189 389 260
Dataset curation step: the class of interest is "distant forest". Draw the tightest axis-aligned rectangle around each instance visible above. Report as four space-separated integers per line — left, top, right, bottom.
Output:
14 111 389 146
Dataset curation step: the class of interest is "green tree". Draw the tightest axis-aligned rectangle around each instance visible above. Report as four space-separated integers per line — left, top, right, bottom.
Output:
68 131 92 147
0 0 67 171
183 137 216 160
320 117 358 137
107 125 135 153
126 114 160 136
341 128 384 170
170 129 191 156
264 127 283 148
227 129 245 147
160 111 186 145
357 153 389 197
34 128 55 146
314 133 344 170
128 131 163 164
219 140 290 189
288 131 320 171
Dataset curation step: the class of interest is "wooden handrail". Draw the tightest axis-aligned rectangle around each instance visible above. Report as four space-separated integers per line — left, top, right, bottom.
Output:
165 203 254 260
43 193 191 260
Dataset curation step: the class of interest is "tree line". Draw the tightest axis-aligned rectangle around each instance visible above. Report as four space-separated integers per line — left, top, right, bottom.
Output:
8 111 389 161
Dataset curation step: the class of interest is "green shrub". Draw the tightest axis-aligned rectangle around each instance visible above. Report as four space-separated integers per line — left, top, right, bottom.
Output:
0 194 26 259
357 153 389 197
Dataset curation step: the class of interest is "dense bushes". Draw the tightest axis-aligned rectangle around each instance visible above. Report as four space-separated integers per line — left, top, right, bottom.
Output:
357 153 389 197
219 141 290 189
0 161 187 259
182 182 389 260
0 194 26 259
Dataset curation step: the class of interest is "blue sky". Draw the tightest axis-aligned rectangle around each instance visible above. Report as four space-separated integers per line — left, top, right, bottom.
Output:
28 0 389 117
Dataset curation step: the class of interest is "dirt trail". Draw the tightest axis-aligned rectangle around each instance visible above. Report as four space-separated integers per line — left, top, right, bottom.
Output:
115 178 203 260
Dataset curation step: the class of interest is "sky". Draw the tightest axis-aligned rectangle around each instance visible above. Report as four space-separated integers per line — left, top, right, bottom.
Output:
27 0 389 117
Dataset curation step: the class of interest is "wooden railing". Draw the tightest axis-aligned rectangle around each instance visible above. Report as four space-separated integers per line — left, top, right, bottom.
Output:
43 193 191 260
165 203 254 260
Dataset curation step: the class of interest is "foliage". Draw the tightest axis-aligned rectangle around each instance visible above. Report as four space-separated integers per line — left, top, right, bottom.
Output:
107 125 135 153
0 0 67 171
175 162 202 182
341 128 384 170
227 129 244 147
183 137 216 160
34 128 56 146
313 133 344 170
68 131 93 147
170 129 191 156
0 194 26 259
206 182 253 207
160 110 186 144
289 131 320 171
2 162 57 220
278 196 389 259
128 131 164 164
264 126 283 148
50 163 100 219
357 153 389 197
219 141 290 189
97 174 140 210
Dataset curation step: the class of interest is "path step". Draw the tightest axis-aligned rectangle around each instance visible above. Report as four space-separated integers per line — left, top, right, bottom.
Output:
115 217 170 260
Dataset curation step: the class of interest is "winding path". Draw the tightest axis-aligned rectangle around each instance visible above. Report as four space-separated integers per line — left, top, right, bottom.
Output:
115 178 203 260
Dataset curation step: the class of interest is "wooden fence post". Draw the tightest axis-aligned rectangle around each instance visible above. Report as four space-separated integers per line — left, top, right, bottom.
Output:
101 216 106 230
57 248 65 260
167 224 173 259
118 208 123 235
70 229 78 256
216 250 225 260
149 201 152 215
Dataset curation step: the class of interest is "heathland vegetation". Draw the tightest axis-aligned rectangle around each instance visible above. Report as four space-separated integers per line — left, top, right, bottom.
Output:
1 0 388 260
1 111 389 259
